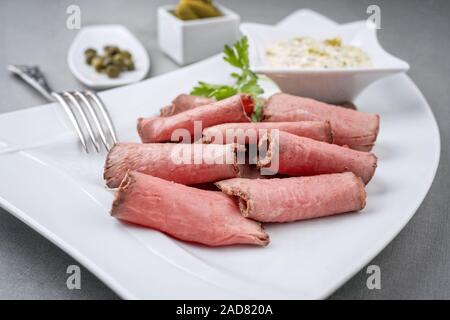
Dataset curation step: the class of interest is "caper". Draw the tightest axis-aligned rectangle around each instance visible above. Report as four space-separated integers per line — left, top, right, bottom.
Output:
85 53 96 65
111 54 124 69
84 48 97 56
85 45 135 76
123 58 135 71
104 45 120 56
84 48 97 65
120 50 132 59
105 65 120 78
91 56 104 71
102 57 113 67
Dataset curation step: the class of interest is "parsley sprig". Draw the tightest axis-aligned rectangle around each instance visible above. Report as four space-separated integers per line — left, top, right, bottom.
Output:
190 36 264 121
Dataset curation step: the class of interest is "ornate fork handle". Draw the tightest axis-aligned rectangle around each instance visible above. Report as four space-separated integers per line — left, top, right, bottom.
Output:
7 65 117 152
7 65 54 101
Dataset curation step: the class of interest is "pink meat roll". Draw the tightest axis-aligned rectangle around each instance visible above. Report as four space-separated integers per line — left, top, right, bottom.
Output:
138 94 253 143
104 142 240 188
263 93 380 151
111 171 269 247
203 121 333 144
216 172 366 223
258 131 377 184
160 94 215 117
237 165 267 179
340 101 357 110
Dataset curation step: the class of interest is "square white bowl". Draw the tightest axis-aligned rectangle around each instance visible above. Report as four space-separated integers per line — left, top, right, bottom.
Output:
240 9 410 103
157 4 240 65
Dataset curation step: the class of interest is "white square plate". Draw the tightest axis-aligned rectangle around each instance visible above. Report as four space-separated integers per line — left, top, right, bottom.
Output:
0 10 440 299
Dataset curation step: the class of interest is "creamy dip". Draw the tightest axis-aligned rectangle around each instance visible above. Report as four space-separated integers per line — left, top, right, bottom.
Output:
265 37 372 69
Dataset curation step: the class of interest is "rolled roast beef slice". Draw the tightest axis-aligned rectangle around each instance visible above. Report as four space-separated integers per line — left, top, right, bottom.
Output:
237 164 267 179
111 171 269 247
104 142 239 188
160 94 215 117
203 121 333 144
263 93 379 151
138 94 253 143
340 101 357 110
258 131 377 184
216 172 366 223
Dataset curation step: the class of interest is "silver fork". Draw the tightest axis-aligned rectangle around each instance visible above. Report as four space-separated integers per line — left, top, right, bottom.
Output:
8 65 117 152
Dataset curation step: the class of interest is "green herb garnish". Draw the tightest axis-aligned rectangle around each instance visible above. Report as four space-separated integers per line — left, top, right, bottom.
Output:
190 36 264 121
191 82 237 100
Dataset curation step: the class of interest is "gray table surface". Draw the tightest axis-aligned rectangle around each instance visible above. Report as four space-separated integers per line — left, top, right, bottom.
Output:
0 0 449 300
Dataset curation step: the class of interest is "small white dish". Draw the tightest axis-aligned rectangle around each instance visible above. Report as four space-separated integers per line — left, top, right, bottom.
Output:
68 25 150 89
157 4 240 65
240 9 410 103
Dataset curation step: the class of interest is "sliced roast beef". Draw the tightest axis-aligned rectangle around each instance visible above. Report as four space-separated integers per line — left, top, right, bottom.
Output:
237 164 267 179
263 93 379 151
258 131 377 184
104 142 240 188
111 171 269 247
340 101 357 110
203 121 333 144
160 94 215 117
138 94 253 143
216 172 366 223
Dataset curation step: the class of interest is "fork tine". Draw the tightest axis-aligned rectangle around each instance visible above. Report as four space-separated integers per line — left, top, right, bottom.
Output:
74 92 110 151
85 91 118 144
63 91 100 152
51 92 89 153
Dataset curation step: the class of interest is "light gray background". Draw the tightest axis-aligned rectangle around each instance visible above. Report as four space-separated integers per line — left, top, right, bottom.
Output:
0 0 448 300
